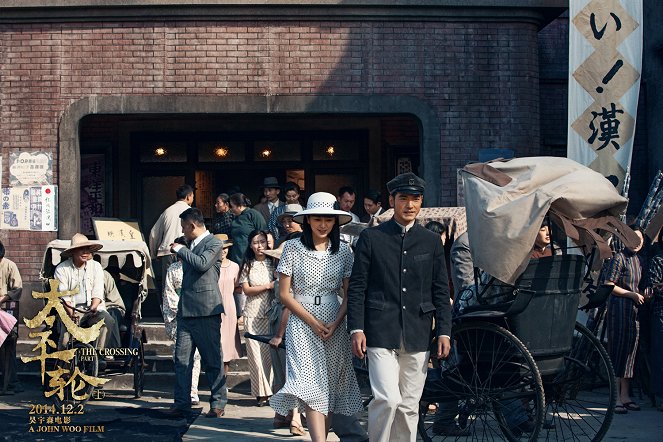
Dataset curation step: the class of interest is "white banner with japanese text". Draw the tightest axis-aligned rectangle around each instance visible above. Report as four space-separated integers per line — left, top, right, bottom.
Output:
568 0 642 194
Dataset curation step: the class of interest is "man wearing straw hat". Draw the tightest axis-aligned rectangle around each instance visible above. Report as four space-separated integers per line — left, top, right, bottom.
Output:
54 233 119 356
347 172 452 442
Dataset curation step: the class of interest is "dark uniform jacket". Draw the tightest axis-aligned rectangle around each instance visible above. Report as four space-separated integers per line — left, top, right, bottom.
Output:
176 233 223 318
347 218 451 352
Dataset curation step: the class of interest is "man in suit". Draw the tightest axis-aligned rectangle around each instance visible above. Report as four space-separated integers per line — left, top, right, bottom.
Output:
165 208 226 418
337 185 360 223
254 176 283 223
360 189 384 224
347 172 452 442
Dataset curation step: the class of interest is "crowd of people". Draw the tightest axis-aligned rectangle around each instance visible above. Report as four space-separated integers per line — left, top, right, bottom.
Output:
142 174 451 441
2 171 663 440
128 174 663 436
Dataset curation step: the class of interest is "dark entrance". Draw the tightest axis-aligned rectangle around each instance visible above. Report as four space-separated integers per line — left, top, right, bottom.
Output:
132 126 370 230
79 113 420 317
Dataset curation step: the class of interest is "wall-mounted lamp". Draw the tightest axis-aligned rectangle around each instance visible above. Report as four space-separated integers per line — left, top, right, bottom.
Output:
260 148 272 159
154 146 167 157
325 145 336 157
214 146 229 158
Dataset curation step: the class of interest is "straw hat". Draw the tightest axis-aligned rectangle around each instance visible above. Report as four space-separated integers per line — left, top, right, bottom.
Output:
293 192 353 226
264 242 285 260
61 233 103 258
277 203 303 223
214 233 233 248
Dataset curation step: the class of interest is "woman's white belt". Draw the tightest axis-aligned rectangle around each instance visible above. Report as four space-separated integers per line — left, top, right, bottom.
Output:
294 294 338 305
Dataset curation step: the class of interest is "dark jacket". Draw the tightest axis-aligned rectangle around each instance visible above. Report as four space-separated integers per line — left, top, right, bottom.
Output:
347 218 451 352
228 208 267 264
176 233 223 318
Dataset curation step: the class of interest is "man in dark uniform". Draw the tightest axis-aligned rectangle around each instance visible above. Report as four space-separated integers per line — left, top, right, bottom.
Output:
347 172 452 442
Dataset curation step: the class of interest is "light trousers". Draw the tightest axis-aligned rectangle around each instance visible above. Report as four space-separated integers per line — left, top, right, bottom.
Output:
366 345 429 442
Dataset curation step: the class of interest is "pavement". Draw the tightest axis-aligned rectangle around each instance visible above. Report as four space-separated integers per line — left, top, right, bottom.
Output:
0 374 349 442
1 375 662 441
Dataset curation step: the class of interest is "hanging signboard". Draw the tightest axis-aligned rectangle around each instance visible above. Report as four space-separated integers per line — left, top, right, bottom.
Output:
567 0 643 194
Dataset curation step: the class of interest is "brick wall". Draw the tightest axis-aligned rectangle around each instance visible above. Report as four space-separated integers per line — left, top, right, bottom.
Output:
538 14 569 157
0 19 541 280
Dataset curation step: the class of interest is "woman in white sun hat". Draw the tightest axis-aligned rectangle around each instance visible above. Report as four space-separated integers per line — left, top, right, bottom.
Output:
269 192 362 442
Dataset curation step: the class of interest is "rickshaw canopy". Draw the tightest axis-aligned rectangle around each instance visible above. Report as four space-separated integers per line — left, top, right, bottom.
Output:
461 156 639 284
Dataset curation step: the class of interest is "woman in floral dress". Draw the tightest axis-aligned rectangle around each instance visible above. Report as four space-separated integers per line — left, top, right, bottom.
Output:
238 230 275 405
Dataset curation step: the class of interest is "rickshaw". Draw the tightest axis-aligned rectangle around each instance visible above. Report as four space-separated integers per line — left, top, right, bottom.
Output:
414 157 640 442
38 239 154 404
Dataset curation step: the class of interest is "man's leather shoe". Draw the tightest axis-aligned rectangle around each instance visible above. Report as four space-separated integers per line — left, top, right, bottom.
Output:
161 407 189 418
205 408 225 418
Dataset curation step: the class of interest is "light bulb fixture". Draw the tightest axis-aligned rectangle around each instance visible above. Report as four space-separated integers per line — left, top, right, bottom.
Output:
325 145 335 157
214 146 229 158
260 148 272 158
154 146 167 157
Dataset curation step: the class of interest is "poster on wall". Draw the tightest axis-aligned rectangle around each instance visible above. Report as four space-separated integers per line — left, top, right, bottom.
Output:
9 151 53 186
1 185 58 231
81 154 106 236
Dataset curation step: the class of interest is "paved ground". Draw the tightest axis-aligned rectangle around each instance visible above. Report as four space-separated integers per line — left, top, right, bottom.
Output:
1 375 662 441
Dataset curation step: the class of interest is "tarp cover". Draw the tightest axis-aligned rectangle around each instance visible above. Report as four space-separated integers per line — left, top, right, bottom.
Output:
461 157 637 284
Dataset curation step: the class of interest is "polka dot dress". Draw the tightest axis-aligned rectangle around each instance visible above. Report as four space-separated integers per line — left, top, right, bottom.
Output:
270 239 363 417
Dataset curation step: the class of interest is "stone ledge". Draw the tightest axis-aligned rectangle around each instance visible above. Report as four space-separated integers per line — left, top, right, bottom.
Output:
0 1 566 27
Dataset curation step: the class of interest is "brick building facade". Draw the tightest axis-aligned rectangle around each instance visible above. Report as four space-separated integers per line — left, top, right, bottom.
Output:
1 1 657 303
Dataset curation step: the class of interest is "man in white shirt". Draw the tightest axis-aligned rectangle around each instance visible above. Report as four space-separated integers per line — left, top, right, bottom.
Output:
338 186 361 246
149 184 194 292
55 233 120 354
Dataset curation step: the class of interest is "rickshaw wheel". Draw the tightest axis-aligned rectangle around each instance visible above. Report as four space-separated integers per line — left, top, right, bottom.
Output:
50 342 99 408
133 338 145 398
418 322 544 442
541 322 616 442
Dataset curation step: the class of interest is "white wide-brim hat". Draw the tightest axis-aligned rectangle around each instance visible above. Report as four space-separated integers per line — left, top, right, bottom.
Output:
293 192 353 226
